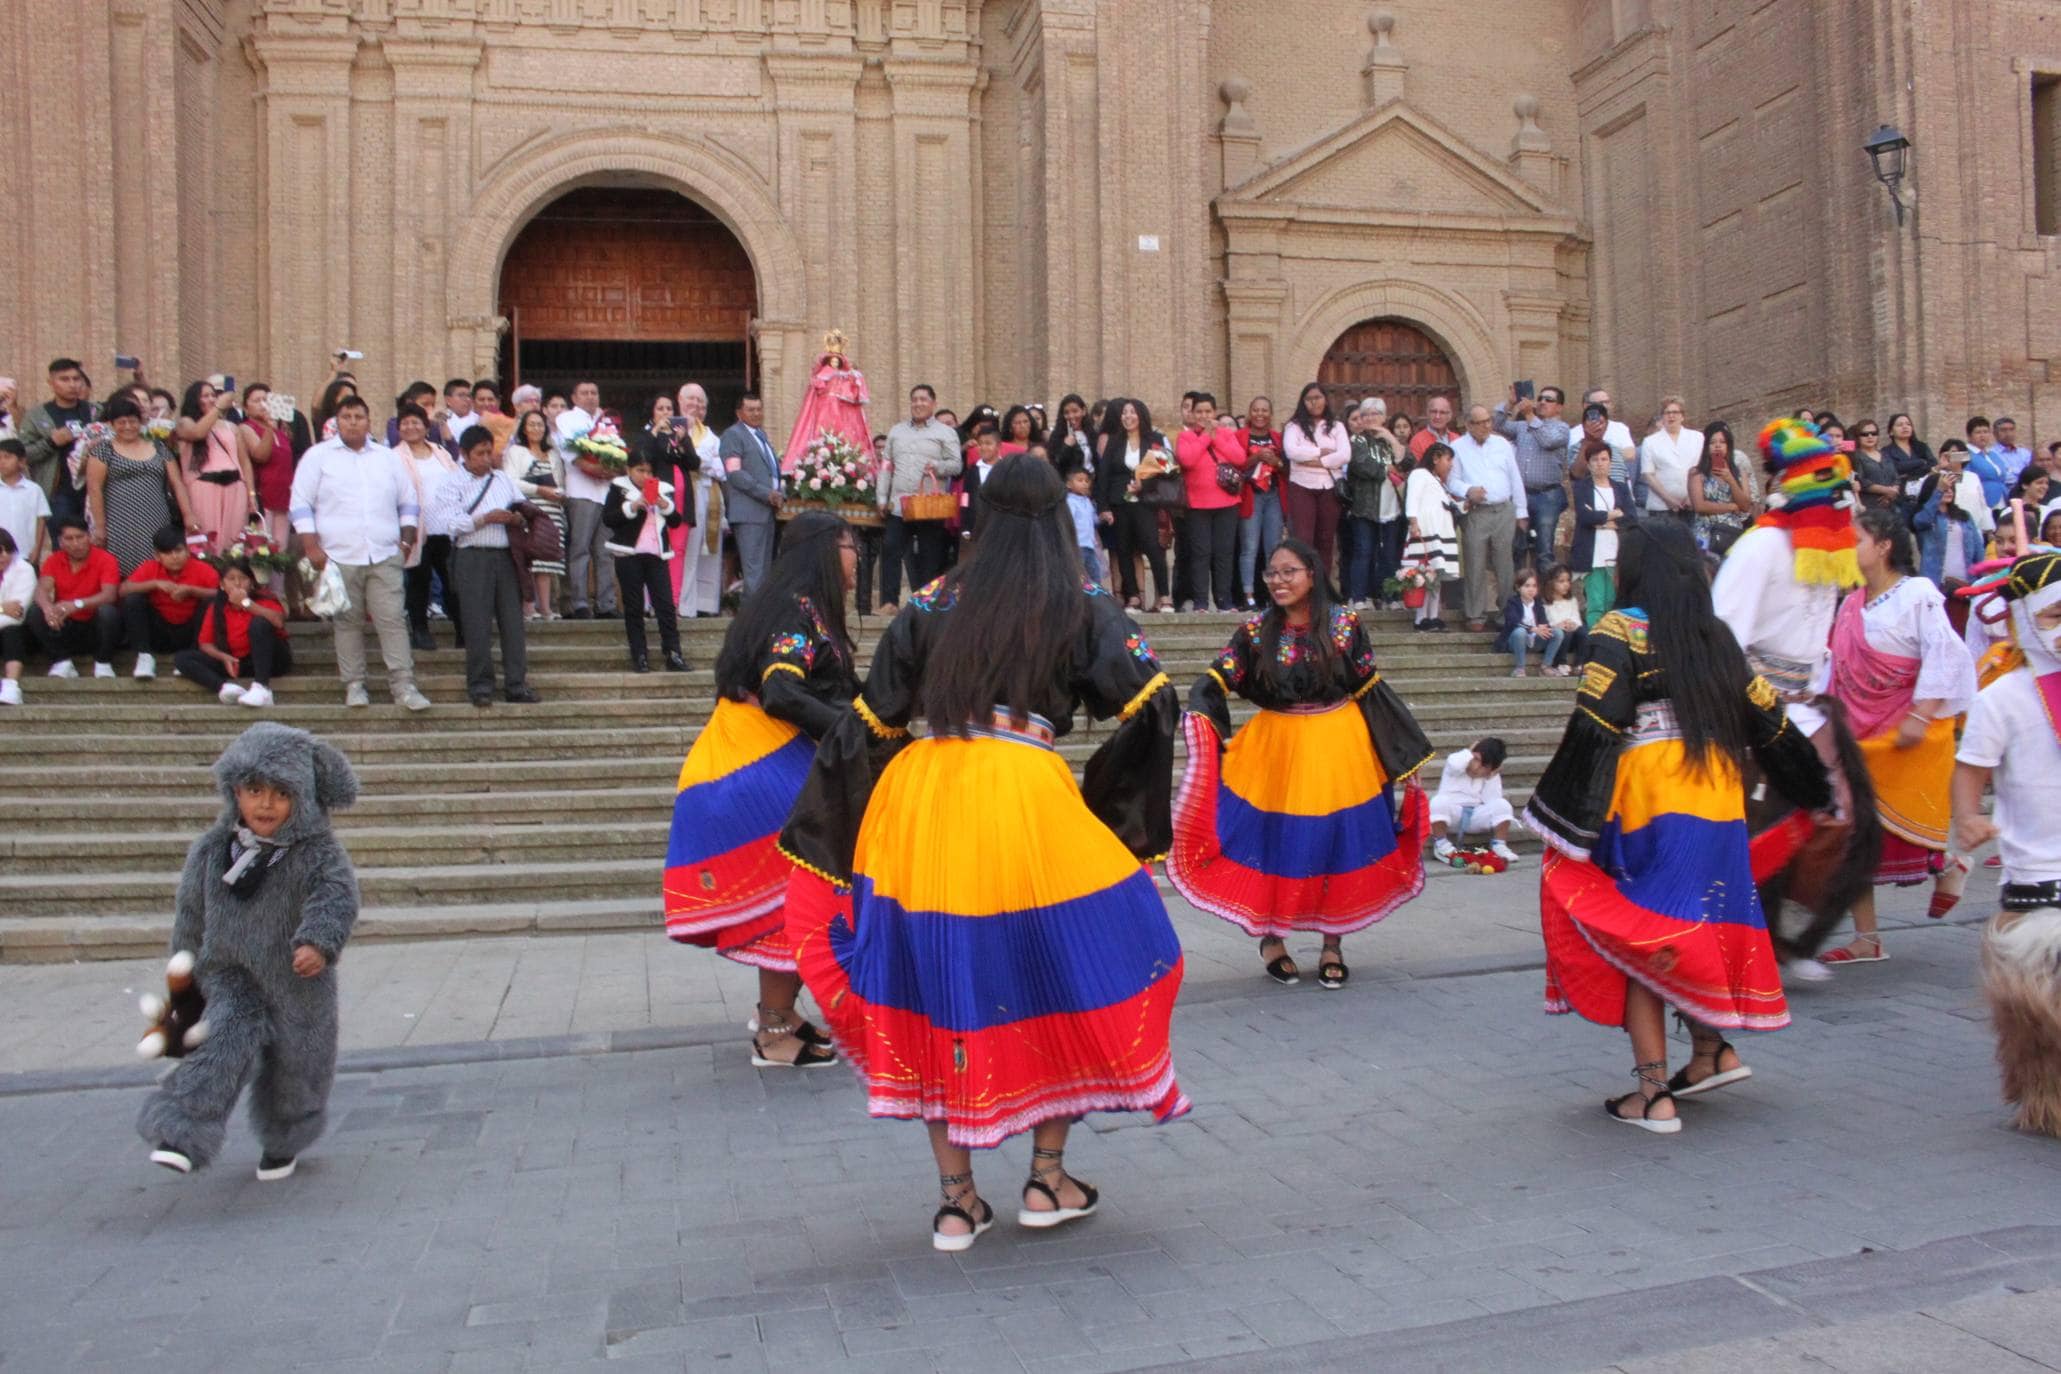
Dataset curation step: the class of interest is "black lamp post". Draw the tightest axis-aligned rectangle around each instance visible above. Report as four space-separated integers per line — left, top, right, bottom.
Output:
1865 124 1912 226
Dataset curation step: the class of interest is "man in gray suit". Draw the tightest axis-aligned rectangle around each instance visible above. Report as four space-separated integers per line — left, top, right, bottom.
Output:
720 392 784 593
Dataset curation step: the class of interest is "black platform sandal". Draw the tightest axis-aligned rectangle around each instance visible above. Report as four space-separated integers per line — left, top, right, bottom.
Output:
932 1172 994 1253
1604 1060 1681 1135
1260 938 1300 986
1669 1016 1752 1098
1317 945 1349 990
749 1009 838 1069
749 1006 833 1049
1017 1146 1099 1229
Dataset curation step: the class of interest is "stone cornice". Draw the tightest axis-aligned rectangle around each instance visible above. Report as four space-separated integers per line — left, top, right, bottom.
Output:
1217 202 1584 243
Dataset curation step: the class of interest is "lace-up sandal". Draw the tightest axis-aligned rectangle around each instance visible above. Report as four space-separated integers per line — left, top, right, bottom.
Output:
1604 1062 1682 1135
1018 1147 1099 1229
749 1010 837 1069
1669 1031 1753 1099
932 1173 994 1253
1821 933 1888 965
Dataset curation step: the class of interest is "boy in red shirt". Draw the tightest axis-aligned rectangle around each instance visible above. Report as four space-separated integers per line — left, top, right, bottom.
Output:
173 558 291 707
29 515 121 676
119 524 221 679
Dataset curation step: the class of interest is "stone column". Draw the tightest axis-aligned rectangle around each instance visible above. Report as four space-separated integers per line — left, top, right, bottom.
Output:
884 57 982 413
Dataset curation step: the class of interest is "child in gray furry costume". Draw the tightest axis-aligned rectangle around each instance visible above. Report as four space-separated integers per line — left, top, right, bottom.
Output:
137 721 360 1178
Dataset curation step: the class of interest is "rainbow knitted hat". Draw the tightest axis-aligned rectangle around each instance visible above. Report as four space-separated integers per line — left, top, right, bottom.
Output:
1753 418 1861 588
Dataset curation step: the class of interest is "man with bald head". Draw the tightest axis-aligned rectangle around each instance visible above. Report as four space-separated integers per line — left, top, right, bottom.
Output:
1445 402 1527 631
1407 394 1462 460
674 383 724 616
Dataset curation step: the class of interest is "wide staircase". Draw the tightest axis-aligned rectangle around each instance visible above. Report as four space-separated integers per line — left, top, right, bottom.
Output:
0 610 1575 962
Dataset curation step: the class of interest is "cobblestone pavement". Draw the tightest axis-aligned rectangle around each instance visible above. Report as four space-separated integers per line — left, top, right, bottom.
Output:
5 868 2059 1372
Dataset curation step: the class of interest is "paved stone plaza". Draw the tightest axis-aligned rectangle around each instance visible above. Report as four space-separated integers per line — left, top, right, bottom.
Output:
4 874 2059 1373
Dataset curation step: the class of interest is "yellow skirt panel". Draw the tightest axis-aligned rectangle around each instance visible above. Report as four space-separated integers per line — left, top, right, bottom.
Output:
1218 702 1385 818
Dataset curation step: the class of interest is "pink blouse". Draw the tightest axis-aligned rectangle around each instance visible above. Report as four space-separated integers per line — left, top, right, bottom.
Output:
1281 419 1349 492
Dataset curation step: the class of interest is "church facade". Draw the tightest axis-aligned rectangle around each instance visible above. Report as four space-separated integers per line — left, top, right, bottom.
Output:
4 0 2056 442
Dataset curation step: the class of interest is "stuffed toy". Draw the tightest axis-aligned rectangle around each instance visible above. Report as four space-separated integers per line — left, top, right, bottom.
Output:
136 950 209 1060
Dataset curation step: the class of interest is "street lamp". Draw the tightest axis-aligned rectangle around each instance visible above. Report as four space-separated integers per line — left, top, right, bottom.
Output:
1864 124 1911 226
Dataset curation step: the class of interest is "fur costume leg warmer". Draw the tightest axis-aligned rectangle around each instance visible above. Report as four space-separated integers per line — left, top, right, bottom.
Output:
247 998 339 1161
1982 908 2061 1139
135 974 268 1170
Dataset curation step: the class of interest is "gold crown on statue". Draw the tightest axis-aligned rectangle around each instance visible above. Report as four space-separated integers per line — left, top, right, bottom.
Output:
822 328 849 355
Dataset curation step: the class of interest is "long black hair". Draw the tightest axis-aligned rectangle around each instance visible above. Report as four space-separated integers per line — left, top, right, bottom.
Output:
923 454 1087 732
1253 537 1341 694
1856 506 1918 575
1287 382 1332 449
713 511 854 700
1699 420 1735 479
1615 519 1752 776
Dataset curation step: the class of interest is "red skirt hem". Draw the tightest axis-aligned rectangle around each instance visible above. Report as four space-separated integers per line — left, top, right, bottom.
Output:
1540 852 1790 1033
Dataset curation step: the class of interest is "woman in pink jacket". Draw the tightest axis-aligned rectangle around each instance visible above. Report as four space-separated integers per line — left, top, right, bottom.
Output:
1175 393 1247 611
1280 383 1350 582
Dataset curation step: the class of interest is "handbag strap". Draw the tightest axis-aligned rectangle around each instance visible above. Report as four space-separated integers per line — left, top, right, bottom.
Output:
465 473 497 514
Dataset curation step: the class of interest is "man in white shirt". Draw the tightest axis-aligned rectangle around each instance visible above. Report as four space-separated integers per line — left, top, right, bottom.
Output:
1445 404 1528 630
878 383 964 608
0 439 52 565
554 379 617 619
290 394 431 711
439 377 478 457
1638 396 1705 517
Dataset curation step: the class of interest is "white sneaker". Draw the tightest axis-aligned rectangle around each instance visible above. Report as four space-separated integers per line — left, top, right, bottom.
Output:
133 653 157 680
343 682 371 708
0 680 20 706
396 686 432 712
218 683 247 705
1490 840 1521 864
238 682 274 708
47 660 79 679
1786 958 1834 984
93 661 116 678
1432 838 1457 861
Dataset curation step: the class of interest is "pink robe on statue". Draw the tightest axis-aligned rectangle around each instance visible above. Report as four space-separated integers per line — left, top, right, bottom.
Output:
780 352 876 472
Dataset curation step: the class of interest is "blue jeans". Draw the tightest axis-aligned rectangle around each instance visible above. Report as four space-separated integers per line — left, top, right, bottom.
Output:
1504 624 1566 671
1525 484 1566 570
1238 487 1284 599
1078 545 1104 584
1344 516 1403 602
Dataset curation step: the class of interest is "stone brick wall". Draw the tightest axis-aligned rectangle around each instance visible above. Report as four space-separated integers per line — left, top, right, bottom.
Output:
4 0 2058 453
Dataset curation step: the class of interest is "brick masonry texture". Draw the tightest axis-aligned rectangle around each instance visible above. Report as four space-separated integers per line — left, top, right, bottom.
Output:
3 1 2058 452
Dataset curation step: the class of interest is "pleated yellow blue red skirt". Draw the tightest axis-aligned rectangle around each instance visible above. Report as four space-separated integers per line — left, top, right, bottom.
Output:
663 697 817 970
1168 704 1428 938
1539 738 1789 1031
786 722 1190 1149
1857 716 1955 884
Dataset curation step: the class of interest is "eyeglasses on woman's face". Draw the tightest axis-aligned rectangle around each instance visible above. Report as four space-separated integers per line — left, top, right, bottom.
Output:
1857 429 1879 440
1261 564 1310 584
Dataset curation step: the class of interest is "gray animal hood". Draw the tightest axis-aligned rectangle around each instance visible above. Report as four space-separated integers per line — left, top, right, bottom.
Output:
210 722 359 843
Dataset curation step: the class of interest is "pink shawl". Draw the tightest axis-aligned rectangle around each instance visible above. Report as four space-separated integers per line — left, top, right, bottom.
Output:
1829 589 1919 740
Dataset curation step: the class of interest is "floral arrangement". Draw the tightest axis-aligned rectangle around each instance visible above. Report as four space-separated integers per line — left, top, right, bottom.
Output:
1381 560 1438 602
214 524 293 577
783 432 875 506
143 416 175 444
573 415 630 474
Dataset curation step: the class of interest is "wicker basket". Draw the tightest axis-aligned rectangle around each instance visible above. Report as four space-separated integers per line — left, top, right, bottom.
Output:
899 472 958 522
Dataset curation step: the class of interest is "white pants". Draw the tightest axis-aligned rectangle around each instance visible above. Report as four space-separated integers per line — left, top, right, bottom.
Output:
1429 795 1513 834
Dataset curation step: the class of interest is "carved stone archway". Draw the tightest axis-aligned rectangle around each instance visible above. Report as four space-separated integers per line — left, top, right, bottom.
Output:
448 129 813 436
1287 279 1501 413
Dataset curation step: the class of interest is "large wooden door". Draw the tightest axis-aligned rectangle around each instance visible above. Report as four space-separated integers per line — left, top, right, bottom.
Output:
1317 319 1459 427
497 186 757 419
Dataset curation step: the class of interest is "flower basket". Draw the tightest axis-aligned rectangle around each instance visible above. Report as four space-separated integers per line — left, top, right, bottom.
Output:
1383 559 1436 608
783 432 879 517
214 521 293 577
779 501 883 528
899 471 957 523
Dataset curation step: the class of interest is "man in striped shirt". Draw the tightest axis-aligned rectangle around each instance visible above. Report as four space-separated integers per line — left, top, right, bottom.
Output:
433 428 539 708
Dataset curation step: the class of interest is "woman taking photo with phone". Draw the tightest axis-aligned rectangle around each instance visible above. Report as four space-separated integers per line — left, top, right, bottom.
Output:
177 378 257 554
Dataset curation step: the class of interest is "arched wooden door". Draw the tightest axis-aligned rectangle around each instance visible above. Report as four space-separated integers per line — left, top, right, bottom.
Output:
1317 319 1459 427
497 186 757 424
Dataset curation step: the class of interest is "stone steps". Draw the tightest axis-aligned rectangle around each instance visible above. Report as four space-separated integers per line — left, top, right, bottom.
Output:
10 606 1572 960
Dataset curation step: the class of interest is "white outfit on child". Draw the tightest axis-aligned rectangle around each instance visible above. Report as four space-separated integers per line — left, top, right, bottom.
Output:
1427 747 1515 833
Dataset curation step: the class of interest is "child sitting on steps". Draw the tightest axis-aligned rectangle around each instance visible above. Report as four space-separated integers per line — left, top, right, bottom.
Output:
1428 736 1519 866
